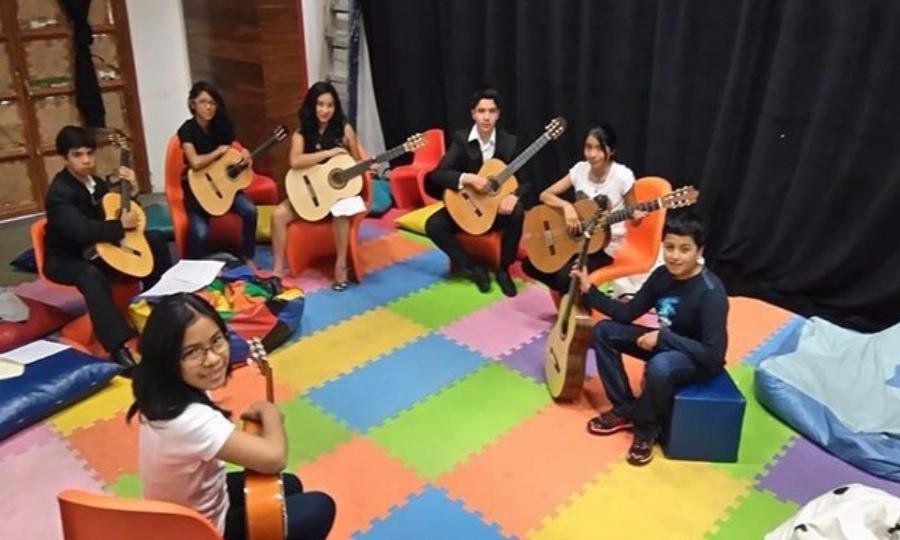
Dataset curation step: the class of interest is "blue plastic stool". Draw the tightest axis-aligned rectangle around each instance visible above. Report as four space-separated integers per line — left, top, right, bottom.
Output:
662 370 745 462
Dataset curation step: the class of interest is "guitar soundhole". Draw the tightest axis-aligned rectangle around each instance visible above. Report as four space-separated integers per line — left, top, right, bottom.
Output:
488 179 499 194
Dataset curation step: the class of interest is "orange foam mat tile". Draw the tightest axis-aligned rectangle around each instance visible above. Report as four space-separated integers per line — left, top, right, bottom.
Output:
297 435 426 539
212 364 296 414
66 410 139 485
358 232 431 274
725 297 794 365
437 400 631 538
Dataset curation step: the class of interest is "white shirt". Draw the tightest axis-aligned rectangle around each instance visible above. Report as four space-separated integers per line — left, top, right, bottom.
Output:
568 160 636 255
458 125 497 189
139 403 236 532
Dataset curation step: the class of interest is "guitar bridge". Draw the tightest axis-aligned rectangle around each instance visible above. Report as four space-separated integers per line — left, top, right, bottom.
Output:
542 221 556 255
302 175 320 207
460 190 483 217
204 173 224 199
117 243 142 256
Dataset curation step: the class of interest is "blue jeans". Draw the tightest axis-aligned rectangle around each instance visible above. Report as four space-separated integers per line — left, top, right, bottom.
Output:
591 320 708 439
184 184 257 260
224 472 335 540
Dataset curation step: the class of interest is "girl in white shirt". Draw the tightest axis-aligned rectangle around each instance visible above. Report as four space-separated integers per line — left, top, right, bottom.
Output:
523 124 645 293
128 293 335 539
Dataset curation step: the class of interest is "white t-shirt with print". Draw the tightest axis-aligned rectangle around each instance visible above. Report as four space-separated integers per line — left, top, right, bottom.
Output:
568 160 636 255
139 402 236 532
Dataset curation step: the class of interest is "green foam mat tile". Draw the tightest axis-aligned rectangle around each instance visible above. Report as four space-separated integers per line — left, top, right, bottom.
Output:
705 488 798 539
387 278 506 328
369 362 549 478
108 473 141 498
280 397 353 469
714 364 796 480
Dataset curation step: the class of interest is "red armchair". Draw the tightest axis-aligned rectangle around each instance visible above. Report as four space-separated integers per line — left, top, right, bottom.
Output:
389 128 445 209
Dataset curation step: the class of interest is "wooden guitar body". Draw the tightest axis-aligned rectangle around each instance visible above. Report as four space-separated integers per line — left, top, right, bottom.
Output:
443 158 519 235
95 193 153 277
544 294 593 401
187 148 253 216
285 152 363 222
523 198 609 273
242 419 286 540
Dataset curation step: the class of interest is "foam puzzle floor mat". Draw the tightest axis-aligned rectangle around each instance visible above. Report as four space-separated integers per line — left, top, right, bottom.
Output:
2 217 897 539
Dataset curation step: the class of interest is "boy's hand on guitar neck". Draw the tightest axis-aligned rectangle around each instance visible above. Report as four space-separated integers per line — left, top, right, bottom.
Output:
570 265 592 294
117 166 139 192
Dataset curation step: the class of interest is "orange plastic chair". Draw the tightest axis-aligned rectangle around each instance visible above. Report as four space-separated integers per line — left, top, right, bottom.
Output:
164 135 278 258
549 176 672 308
452 230 503 271
58 489 221 540
30 219 140 355
284 145 373 281
389 128 445 208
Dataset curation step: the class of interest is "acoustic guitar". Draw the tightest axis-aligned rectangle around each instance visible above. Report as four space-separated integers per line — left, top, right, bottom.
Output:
444 117 566 235
285 132 425 221
88 130 153 278
243 337 286 540
188 126 289 216
544 209 605 402
523 185 699 273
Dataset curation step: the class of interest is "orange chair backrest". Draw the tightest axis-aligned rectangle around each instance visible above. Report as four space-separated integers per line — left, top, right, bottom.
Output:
358 143 373 208
164 134 189 255
29 218 49 281
58 489 222 540
620 176 672 258
414 128 445 167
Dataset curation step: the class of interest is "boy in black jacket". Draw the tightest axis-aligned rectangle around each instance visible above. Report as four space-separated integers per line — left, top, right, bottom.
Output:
43 126 171 370
571 216 728 465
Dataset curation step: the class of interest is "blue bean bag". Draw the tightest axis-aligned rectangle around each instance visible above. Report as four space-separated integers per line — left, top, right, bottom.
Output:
754 317 900 481
0 346 121 441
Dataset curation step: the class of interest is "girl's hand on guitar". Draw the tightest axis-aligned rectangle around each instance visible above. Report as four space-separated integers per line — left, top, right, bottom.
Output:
120 208 140 230
570 265 592 293
563 204 582 235
636 330 659 351
216 145 231 158
631 209 647 221
239 147 253 166
329 147 349 158
241 400 283 424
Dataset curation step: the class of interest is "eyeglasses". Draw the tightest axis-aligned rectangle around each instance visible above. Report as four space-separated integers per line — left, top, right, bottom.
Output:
194 98 217 107
181 334 229 365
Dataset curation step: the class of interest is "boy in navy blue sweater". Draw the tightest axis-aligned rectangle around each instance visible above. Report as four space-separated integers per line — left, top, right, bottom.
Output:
571 216 728 465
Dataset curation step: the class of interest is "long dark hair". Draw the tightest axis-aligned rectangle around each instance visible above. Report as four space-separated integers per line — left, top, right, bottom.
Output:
127 293 233 423
188 80 236 143
586 123 618 159
297 81 346 151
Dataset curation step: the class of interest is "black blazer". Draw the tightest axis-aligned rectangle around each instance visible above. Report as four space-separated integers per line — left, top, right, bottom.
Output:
44 168 124 260
425 128 531 203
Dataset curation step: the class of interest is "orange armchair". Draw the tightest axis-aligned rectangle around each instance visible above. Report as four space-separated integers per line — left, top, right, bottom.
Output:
58 489 221 540
30 219 140 355
389 128 445 208
164 135 279 258
284 146 372 281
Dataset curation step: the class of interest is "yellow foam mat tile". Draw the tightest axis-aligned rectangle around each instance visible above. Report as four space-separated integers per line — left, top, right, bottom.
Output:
528 458 751 540
269 308 427 393
49 376 134 435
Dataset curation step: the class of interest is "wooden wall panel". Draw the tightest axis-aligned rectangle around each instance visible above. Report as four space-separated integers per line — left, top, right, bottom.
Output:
182 0 307 187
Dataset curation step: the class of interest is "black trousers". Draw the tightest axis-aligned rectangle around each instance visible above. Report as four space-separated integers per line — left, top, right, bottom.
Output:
522 249 614 294
43 230 171 352
424 203 524 271
224 472 335 540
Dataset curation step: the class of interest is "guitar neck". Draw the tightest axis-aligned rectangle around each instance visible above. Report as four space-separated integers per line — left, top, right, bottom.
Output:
249 134 283 161
560 233 593 320
265 372 274 403
119 148 133 212
493 132 552 185
339 141 408 179
600 198 663 227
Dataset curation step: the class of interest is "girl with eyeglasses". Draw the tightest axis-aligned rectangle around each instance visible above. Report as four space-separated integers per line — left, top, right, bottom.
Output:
128 293 335 539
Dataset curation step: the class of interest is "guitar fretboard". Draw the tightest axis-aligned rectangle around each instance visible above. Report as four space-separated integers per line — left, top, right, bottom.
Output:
338 142 409 181
493 133 552 185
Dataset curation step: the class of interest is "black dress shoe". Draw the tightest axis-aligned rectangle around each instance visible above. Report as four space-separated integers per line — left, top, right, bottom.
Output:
110 347 136 375
496 269 518 297
461 266 491 293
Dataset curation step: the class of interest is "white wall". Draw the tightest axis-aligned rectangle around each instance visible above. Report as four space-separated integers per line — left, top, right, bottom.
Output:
125 0 192 192
302 0 326 83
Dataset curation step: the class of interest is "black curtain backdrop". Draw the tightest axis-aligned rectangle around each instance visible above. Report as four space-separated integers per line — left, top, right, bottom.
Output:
362 0 900 331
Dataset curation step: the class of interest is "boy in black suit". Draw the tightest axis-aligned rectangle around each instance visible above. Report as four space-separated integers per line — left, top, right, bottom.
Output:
43 126 171 370
424 88 528 297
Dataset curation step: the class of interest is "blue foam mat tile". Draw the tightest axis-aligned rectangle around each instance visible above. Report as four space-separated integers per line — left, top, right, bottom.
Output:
291 250 446 337
742 315 806 367
252 245 274 272
307 333 487 431
353 486 511 540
